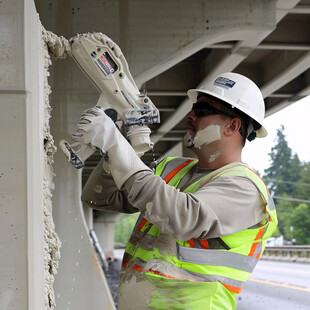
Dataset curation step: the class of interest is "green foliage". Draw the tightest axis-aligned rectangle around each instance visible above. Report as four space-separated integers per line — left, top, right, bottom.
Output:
296 162 310 200
271 227 281 238
289 203 310 244
263 125 302 195
273 197 294 240
263 125 310 245
114 213 140 247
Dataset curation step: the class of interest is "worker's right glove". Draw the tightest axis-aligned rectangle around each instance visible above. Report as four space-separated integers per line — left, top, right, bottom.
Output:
72 106 152 189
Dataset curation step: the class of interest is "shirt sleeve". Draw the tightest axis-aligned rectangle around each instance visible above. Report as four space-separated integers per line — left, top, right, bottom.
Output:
123 171 265 241
81 158 138 214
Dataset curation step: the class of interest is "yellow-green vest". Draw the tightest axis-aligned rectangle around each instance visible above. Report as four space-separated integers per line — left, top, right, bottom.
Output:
121 157 278 309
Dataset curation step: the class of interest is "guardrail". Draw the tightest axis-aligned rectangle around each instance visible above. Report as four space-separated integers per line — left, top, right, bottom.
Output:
262 245 310 263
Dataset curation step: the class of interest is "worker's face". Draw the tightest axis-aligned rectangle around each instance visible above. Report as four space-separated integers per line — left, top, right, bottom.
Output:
184 96 232 149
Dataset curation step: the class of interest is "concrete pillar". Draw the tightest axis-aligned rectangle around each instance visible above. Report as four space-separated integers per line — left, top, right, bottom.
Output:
0 0 46 309
94 212 120 258
51 155 115 309
1 1 116 309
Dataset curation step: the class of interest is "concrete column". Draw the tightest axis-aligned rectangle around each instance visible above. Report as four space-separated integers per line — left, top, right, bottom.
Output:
1 1 116 309
0 0 45 309
94 212 120 258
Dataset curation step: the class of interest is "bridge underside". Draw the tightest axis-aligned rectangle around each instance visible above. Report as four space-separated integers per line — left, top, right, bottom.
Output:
36 0 310 175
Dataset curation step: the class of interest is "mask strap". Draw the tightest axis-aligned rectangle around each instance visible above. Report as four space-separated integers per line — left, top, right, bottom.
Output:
246 123 257 141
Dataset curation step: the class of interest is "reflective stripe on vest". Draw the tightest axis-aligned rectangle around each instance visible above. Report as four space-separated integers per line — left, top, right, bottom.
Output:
158 157 197 187
129 258 246 292
177 246 257 273
160 157 194 180
123 240 249 294
123 157 277 295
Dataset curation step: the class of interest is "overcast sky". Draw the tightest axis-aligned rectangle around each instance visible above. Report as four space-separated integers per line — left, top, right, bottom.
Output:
242 96 310 176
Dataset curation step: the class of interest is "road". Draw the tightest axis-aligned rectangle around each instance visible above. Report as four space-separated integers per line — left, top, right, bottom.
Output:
237 260 310 309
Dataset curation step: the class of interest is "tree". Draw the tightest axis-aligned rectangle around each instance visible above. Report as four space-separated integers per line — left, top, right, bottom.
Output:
289 203 310 244
264 125 301 196
287 154 304 194
296 162 310 200
263 125 305 241
273 197 294 240
114 213 139 246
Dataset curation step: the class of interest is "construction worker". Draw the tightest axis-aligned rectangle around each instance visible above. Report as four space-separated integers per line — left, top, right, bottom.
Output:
77 72 278 309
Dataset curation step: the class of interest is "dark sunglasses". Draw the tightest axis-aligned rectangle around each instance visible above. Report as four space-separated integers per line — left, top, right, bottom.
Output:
192 102 234 118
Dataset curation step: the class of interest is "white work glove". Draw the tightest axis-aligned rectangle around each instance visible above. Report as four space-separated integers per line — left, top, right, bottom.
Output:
72 106 152 189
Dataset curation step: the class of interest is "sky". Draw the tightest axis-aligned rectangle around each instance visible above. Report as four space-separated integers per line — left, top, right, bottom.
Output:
242 96 310 176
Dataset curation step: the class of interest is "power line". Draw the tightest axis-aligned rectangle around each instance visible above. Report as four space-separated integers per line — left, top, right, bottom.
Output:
273 195 310 204
265 178 310 187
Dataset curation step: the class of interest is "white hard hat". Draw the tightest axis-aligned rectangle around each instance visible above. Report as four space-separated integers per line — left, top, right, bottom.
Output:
187 72 267 139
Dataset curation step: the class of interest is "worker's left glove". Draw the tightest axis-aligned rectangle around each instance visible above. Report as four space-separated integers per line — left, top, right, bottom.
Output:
72 106 152 189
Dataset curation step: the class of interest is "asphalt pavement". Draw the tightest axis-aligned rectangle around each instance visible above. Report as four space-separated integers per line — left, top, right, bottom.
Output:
104 249 124 308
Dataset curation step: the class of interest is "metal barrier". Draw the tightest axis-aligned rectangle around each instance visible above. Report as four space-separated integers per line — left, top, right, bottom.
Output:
262 245 310 263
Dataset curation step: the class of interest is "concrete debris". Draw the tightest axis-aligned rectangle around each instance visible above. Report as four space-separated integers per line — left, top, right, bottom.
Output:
40 25 123 309
41 22 62 310
42 27 71 59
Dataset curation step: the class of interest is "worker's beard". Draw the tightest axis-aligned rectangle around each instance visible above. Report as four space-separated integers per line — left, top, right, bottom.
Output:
184 124 222 149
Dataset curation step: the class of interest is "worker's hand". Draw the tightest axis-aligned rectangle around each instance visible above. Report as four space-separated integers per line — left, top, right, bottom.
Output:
72 106 121 152
72 106 152 189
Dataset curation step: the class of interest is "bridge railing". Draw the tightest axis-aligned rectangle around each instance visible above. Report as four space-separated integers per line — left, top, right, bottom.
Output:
262 245 310 263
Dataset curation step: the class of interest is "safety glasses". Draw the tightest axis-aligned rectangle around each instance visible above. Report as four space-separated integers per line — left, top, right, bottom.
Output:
192 102 234 118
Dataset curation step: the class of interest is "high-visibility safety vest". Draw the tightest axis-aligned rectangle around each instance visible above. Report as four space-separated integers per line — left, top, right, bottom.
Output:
121 157 278 309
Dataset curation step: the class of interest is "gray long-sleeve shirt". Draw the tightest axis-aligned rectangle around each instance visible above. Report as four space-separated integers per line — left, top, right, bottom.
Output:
82 157 265 240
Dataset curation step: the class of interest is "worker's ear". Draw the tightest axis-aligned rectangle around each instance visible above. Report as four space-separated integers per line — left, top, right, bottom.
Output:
224 118 241 136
